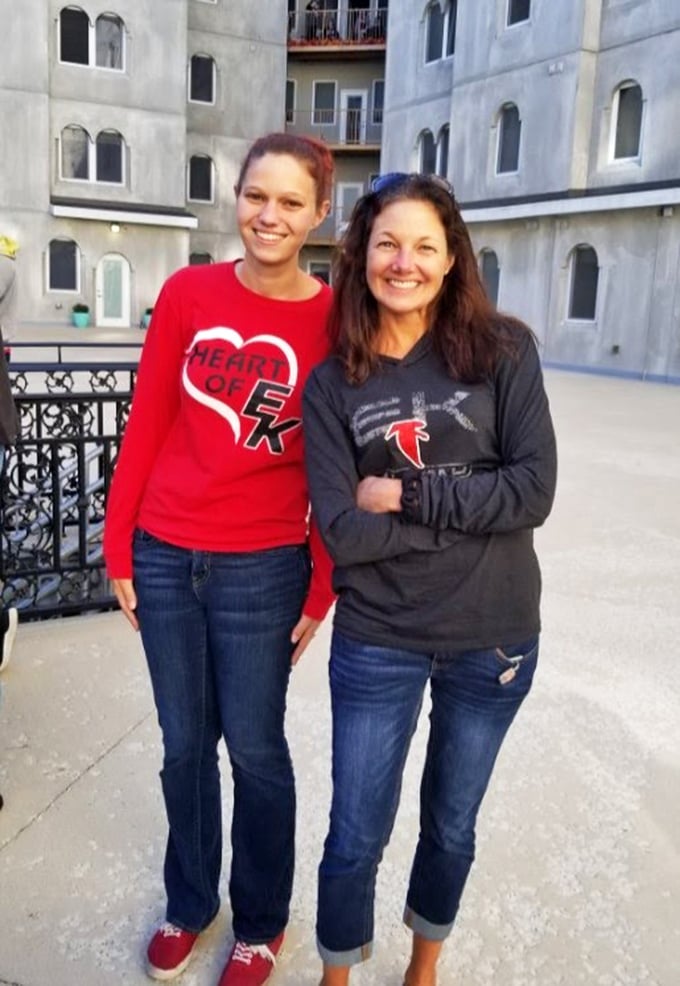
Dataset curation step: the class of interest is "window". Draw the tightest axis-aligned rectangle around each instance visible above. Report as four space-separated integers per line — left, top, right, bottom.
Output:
426 1 457 61
96 14 123 69
419 130 437 173
419 129 437 174
189 54 215 104
96 130 123 183
497 103 521 173
507 0 530 25
48 239 79 292
480 250 500 307
189 252 214 264
568 246 599 320
436 124 449 177
188 155 214 202
372 79 384 125
286 79 296 124
313 81 336 125
613 82 642 160
309 261 331 285
61 124 90 179
60 126 124 184
445 1 457 55
59 8 125 69
425 2 444 62
60 7 89 64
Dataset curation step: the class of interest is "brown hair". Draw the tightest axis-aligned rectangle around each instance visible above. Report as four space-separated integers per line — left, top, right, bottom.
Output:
235 133 335 208
329 174 527 383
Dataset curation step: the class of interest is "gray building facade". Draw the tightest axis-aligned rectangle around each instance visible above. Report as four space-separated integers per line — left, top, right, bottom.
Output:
0 0 287 329
382 0 680 381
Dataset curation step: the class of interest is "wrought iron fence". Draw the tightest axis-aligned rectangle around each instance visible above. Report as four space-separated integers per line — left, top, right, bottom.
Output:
1 350 137 619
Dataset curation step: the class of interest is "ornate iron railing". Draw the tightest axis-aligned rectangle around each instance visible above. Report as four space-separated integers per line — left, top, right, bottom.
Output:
1 348 138 618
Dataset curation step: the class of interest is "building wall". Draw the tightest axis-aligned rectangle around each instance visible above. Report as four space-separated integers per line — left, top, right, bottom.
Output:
469 208 680 378
0 0 287 329
382 0 680 380
380 1 452 169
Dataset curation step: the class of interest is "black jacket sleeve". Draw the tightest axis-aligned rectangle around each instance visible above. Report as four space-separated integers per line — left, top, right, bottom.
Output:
303 365 462 567
401 333 557 534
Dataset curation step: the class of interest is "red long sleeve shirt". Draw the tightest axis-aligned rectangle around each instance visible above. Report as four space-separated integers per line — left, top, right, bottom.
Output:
104 261 335 620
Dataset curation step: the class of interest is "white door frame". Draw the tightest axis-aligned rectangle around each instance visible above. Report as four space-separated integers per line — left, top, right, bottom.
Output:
340 89 368 145
95 252 131 327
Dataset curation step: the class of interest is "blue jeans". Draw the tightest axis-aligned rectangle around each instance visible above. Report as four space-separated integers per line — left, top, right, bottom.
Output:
317 630 539 965
132 530 311 941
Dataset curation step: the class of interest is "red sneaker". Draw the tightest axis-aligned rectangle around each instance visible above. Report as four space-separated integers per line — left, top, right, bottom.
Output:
146 922 200 980
218 931 284 986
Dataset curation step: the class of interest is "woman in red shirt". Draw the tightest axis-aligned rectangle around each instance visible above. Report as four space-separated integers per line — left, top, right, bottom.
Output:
104 133 335 986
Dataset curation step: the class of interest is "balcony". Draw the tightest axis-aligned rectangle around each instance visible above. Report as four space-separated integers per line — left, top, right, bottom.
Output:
288 7 387 56
286 107 382 151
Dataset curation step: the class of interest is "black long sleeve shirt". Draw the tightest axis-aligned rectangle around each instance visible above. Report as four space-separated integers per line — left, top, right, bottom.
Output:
303 328 557 653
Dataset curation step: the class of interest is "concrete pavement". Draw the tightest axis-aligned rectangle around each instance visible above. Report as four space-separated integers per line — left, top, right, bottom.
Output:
1 369 679 986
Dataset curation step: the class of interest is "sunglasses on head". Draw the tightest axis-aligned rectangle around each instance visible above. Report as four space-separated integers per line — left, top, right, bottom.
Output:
370 172 455 197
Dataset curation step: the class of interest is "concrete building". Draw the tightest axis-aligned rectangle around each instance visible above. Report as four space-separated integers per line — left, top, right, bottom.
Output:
0 0 288 330
382 1 680 381
285 0 388 282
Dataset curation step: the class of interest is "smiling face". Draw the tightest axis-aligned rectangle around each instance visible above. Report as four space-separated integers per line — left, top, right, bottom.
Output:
236 152 328 273
366 198 454 326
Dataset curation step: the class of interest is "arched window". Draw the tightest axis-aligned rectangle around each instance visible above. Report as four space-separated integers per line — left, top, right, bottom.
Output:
96 130 123 183
480 250 500 307
568 245 599 320
613 82 642 160
497 103 521 173
425 1 456 61
189 252 214 265
96 13 124 69
445 0 457 55
425 2 444 63
61 126 125 183
61 124 90 179
48 239 79 292
59 8 125 69
436 124 449 177
419 130 437 174
59 7 89 64
188 155 214 202
189 54 216 104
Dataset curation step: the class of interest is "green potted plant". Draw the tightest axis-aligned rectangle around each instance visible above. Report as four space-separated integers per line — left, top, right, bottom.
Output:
71 302 90 328
141 306 153 329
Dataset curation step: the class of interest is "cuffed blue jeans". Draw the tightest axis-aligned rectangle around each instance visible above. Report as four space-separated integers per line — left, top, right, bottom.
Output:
317 630 538 966
132 530 310 942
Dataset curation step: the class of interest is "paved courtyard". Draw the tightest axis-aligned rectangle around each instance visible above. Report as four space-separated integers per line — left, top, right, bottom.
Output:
1 368 679 986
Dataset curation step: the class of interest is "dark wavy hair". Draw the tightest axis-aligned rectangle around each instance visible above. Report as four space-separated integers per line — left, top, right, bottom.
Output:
329 174 527 383
235 132 335 208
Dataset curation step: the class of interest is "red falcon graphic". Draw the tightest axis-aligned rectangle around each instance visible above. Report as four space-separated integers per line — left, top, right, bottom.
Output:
385 418 430 468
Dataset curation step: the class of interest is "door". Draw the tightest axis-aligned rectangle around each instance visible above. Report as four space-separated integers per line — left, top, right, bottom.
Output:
95 253 130 327
340 90 368 145
336 182 364 237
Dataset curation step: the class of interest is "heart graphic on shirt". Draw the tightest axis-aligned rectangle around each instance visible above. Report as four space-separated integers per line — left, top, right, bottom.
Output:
182 326 299 442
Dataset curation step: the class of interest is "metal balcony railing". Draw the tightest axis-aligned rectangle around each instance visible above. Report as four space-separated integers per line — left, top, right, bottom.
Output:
288 7 387 46
1 347 138 618
286 107 382 147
